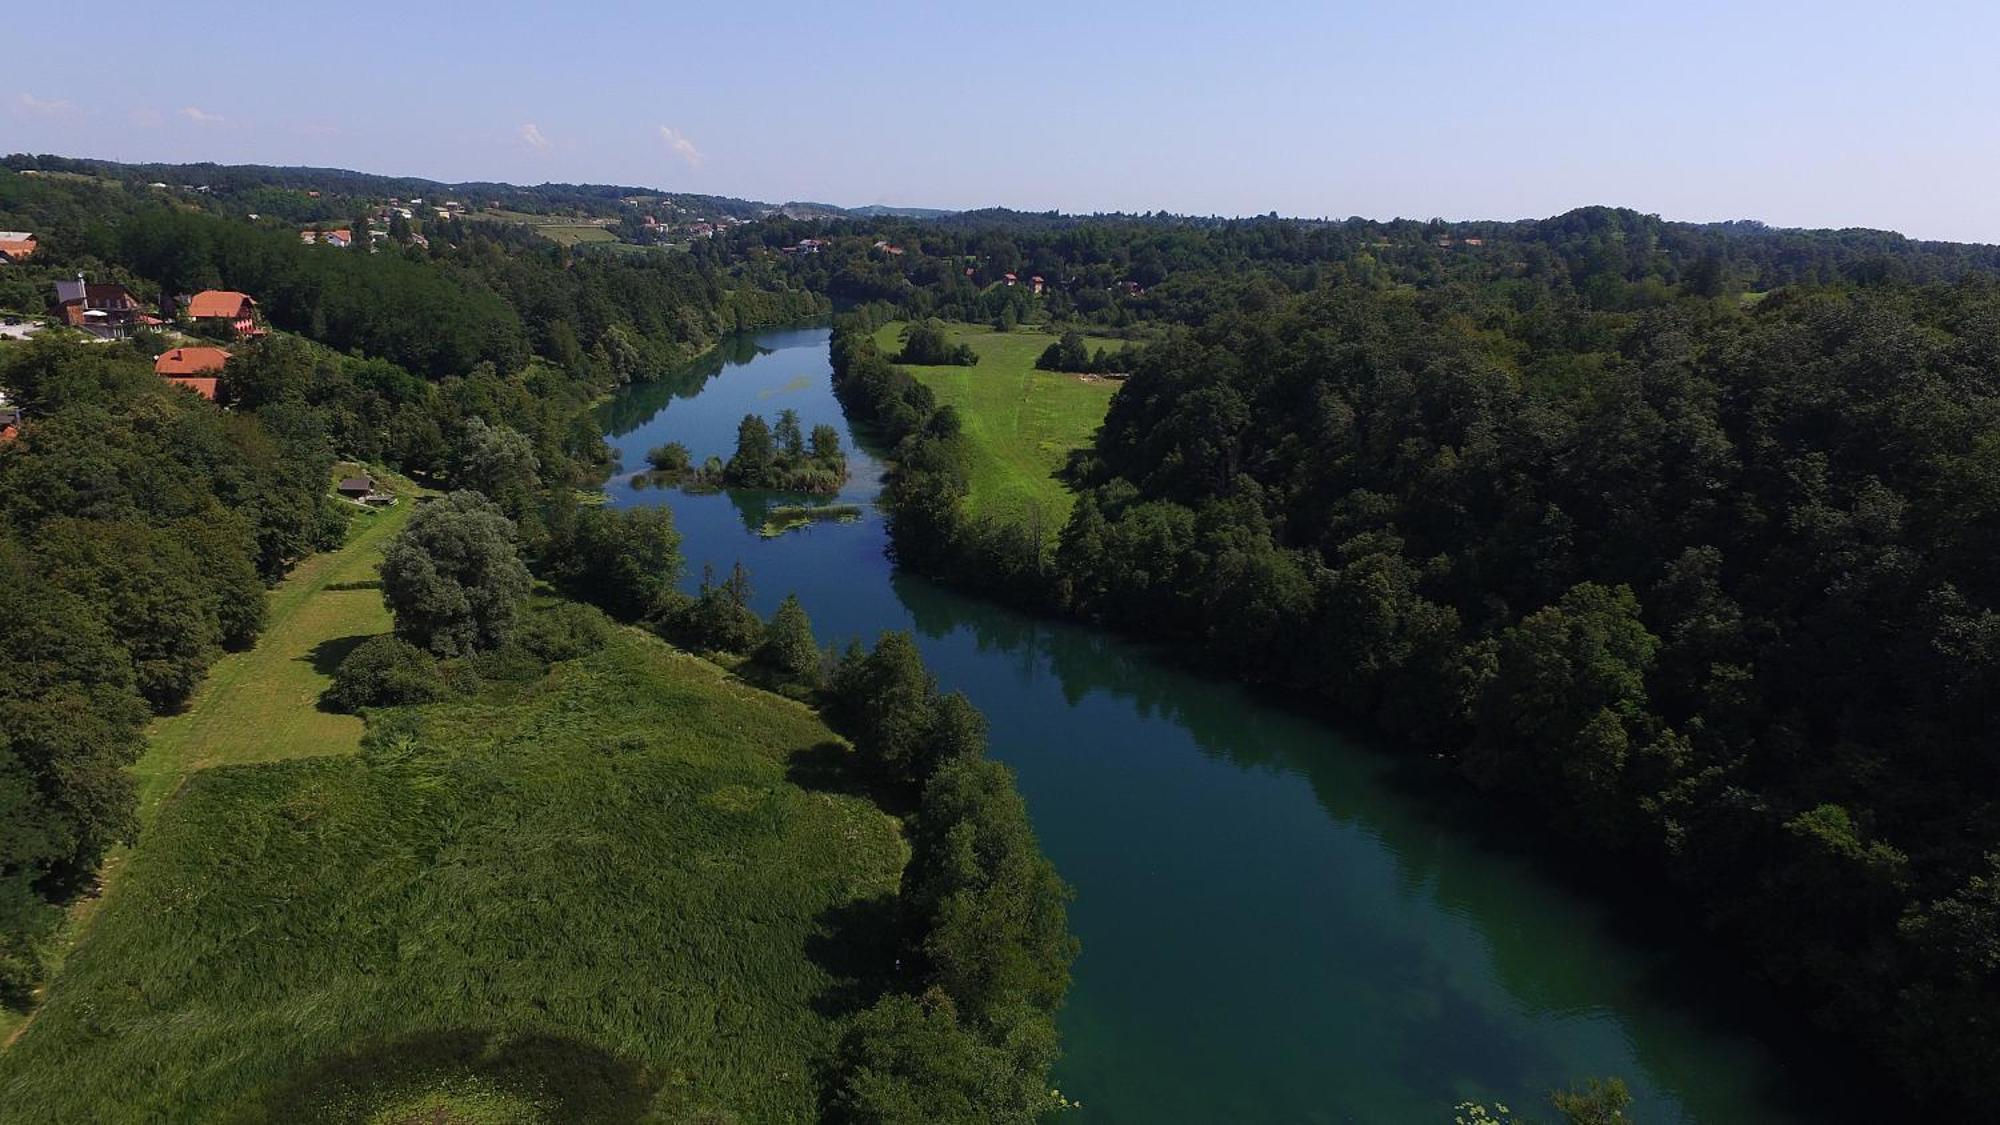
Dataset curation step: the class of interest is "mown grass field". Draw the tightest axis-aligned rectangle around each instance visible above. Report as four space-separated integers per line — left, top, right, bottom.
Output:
470 209 621 246
0 621 905 1122
134 476 412 820
873 321 1126 527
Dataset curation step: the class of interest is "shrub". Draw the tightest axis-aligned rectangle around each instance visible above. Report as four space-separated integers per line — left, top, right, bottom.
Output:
518 602 613 662
645 442 691 473
325 635 447 712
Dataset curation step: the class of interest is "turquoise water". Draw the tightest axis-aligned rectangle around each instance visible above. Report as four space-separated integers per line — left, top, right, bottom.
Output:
599 327 1856 1123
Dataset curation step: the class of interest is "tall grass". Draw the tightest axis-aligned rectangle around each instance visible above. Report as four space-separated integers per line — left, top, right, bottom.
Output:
0 625 905 1122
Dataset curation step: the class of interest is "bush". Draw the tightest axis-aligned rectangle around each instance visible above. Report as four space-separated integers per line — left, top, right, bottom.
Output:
832 989 1056 1125
645 442 691 473
325 635 447 712
517 602 613 662
469 643 547 683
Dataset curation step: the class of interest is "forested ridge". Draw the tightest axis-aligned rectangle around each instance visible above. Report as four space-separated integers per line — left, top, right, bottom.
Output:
827 208 2000 1112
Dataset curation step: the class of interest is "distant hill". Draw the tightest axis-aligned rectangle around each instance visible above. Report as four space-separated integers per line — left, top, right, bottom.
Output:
0 153 776 223
847 204 957 219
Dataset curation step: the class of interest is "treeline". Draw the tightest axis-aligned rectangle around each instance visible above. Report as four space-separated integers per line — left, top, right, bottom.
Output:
0 154 770 224
736 203 2000 338
1035 329 1140 374
0 168 825 383
0 339 341 1000
879 275 2000 1110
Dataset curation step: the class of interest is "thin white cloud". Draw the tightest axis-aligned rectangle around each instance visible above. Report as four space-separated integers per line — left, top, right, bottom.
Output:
520 122 551 153
14 93 79 119
657 125 705 168
180 105 224 125
130 107 164 128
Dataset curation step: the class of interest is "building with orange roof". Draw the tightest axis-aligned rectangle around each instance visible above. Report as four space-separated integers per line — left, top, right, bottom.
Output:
154 346 231 400
185 290 265 337
0 232 36 263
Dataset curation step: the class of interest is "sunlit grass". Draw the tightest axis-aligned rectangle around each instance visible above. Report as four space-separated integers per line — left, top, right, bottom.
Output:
874 321 1124 527
0 619 904 1121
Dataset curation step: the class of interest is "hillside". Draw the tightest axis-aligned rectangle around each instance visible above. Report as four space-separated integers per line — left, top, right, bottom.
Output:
0 614 905 1121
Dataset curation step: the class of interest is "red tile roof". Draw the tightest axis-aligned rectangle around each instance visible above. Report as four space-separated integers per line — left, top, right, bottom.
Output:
154 346 232 376
165 377 219 400
187 290 256 319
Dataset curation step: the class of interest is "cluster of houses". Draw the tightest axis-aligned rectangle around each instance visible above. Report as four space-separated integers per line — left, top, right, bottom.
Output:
48 275 265 344
29 275 267 401
0 231 37 264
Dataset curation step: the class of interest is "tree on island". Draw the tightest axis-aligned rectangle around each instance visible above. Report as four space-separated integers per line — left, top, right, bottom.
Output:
723 409 848 493
380 490 532 657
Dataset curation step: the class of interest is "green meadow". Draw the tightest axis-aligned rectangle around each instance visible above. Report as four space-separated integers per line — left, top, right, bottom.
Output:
0 621 904 1122
872 322 1124 527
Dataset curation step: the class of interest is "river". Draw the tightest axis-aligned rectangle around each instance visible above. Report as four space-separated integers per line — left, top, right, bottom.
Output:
598 326 1851 1123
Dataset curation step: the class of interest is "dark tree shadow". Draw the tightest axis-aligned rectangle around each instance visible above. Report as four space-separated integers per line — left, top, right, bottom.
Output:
232 1028 659 1124
806 892 905 1023
307 633 376 678
784 741 914 816
324 579 383 592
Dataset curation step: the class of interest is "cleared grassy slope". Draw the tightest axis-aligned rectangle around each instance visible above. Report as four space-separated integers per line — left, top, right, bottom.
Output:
873 322 1123 527
0 624 904 1122
135 479 412 819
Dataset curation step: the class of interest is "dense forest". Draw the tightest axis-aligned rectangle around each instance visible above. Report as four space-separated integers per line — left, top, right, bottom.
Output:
824 208 2000 1112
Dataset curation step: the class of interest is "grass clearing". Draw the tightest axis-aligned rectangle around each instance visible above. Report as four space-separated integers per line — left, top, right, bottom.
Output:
873 321 1124 527
0 621 905 1121
134 475 414 819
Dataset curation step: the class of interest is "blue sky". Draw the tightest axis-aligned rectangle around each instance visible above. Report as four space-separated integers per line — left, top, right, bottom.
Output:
9 0 1999 241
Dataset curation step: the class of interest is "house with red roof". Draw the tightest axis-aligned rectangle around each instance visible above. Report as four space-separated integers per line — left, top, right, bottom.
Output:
154 346 232 400
0 232 36 264
186 290 265 337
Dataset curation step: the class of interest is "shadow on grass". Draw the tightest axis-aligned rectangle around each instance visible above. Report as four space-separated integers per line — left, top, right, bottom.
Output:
232 1028 658 1125
805 891 904 1021
306 634 375 678
784 741 915 817
323 579 383 592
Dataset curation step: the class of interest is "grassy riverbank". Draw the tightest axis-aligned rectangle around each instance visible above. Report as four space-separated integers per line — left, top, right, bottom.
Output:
872 322 1122 527
0 619 905 1121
